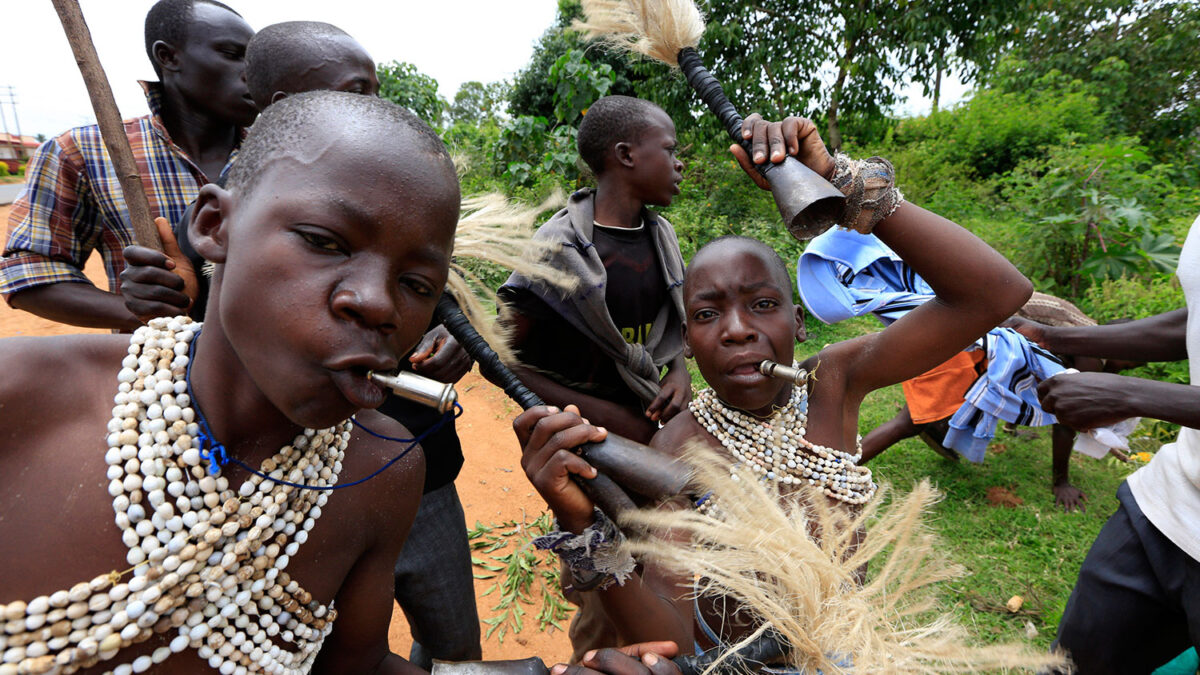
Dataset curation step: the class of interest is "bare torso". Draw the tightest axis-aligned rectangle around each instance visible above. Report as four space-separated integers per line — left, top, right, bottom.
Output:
0 334 423 674
650 346 866 648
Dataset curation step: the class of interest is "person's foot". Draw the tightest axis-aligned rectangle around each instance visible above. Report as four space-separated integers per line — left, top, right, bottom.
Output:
1052 483 1087 512
917 421 959 461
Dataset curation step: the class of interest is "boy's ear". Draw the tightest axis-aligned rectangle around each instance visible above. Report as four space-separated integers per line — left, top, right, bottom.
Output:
270 90 290 106
681 322 693 358
614 141 636 170
151 40 181 74
189 184 234 265
794 304 807 344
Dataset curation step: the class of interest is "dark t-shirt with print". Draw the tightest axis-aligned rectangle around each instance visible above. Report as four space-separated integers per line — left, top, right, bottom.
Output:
499 221 665 411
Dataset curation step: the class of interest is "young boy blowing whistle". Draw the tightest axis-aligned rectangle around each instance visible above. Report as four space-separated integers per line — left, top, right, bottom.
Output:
0 92 460 675
116 23 481 667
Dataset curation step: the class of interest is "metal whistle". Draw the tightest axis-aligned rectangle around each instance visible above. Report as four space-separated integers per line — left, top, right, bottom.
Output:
758 360 808 386
368 371 458 414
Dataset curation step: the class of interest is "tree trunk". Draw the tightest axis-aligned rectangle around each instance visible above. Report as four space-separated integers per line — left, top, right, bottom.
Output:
761 61 786 120
932 63 942 114
827 64 847 150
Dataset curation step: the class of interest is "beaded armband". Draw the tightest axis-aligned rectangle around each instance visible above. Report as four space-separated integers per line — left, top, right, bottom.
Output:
533 508 636 591
829 153 904 234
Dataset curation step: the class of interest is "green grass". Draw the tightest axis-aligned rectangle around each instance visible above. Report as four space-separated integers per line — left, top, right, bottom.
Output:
689 314 1140 651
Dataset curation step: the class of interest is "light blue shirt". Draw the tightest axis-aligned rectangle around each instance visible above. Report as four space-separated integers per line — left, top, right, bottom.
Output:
798 229 1066 461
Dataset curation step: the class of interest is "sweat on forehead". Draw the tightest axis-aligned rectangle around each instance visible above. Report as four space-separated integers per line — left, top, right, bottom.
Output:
684 236 792 296
224 90 454 198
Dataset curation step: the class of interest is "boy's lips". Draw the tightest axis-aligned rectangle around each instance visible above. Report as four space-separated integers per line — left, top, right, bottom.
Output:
326 354 398 410
330 368 386 410
724 357 770 383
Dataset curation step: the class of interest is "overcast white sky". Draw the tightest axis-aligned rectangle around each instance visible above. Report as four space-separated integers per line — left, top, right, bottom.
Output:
0 0 560 138
0 0 962 140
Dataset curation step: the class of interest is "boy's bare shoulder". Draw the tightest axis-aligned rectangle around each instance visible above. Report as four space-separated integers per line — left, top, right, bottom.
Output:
0 334 127 415
802 336 874 394
341 408 426 503
652 408 712 458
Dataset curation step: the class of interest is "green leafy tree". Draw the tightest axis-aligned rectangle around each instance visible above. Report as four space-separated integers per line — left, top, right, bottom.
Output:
508 0 644 119
549 49 614 124
903 0 1030 113
494 115 550 183
495 47 615 188
506 0 1031 148
506 0 1025 148
376 60 446 127
449 81 511 126
1002 139 1190 295
990 0 1200 156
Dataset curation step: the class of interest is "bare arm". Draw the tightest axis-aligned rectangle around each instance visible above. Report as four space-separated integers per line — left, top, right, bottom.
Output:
311 544 425 675
8 282 142 330
846 203 1032 396
311 418 426 675
732 114 1030 398
1039 372 1200 430
511 364 657 444
1017 309 1189 363
516 407 694 648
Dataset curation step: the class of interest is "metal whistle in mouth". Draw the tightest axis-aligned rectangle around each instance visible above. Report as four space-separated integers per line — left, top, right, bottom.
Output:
367 371 458 414
758 360 808 386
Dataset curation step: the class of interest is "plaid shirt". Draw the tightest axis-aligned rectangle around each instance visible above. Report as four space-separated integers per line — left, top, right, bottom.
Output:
0 81 240 299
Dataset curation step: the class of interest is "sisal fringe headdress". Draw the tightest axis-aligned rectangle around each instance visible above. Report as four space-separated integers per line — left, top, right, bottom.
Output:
622 445 1070 674
443 191 576 365
573 0 705 67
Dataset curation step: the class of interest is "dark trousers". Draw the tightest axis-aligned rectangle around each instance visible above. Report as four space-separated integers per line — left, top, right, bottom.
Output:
1054 482 1200 674
394 483 482 669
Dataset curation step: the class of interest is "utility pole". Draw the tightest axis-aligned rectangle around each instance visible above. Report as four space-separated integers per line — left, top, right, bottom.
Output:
0 92 13 166
0 85 25 160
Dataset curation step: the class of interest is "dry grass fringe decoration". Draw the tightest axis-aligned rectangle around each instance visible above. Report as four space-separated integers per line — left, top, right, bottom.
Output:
573 0 705 67
445 191 577 365
621 444 1070 674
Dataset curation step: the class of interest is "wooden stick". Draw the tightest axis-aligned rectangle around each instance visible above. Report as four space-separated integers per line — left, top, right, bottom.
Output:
51 0 162 251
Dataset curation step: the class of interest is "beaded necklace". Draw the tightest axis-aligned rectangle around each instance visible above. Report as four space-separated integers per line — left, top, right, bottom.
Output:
1 317 347 675
689 366 876 506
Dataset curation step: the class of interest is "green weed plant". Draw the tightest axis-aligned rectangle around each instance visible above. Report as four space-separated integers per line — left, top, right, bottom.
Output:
471 514 573 643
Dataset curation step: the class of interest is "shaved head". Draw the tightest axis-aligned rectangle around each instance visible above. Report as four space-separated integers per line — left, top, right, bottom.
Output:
685 236 792 297
225 90 454 200
245 21 376 108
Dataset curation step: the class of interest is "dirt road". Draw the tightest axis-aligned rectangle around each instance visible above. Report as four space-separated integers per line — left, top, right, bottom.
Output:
0 203 574 664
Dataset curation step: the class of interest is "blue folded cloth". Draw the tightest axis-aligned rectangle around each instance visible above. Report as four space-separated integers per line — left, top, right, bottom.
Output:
798 229 1066 462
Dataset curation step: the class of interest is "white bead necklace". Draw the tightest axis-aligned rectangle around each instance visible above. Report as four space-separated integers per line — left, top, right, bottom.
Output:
1 317 350 675
689 366 876 506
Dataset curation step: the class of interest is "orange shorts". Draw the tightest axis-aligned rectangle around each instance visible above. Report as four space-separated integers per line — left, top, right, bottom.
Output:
901 350 986 424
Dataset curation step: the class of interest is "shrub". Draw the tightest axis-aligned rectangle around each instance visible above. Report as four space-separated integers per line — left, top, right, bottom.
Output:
998 139 1197 295
890 78 1105 180
1081 274 1186 326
